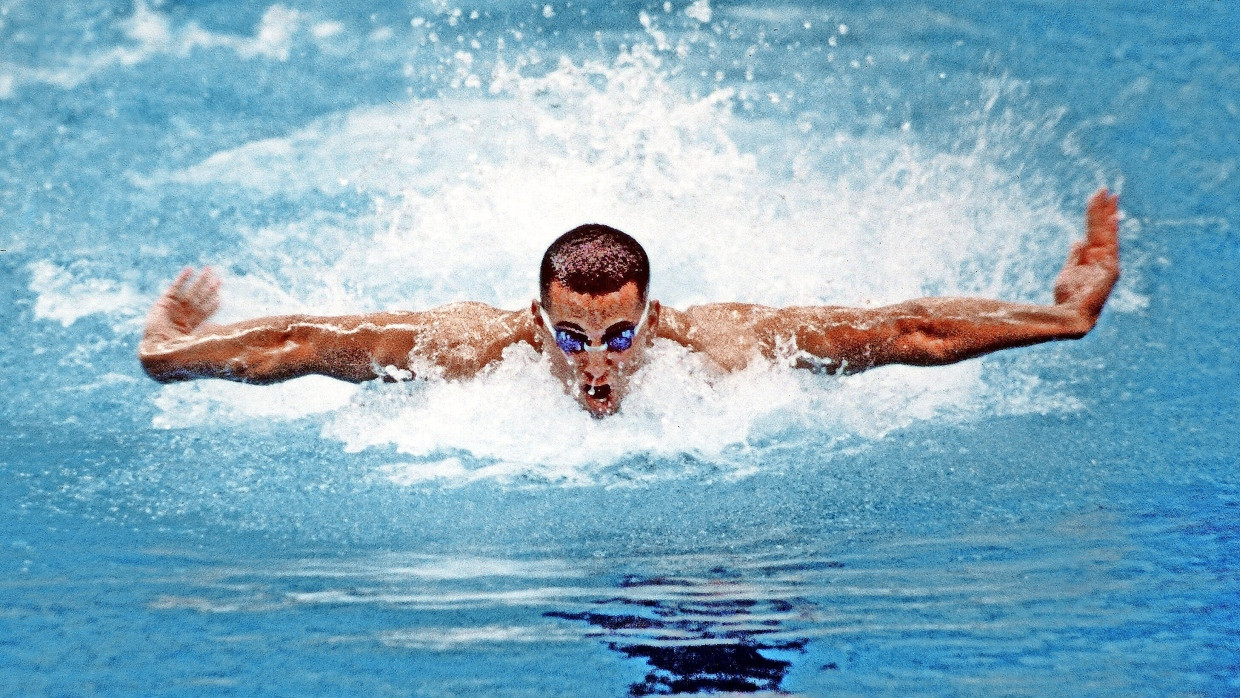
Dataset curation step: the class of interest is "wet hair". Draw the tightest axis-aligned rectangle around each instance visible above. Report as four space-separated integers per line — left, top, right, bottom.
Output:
539 224 650 303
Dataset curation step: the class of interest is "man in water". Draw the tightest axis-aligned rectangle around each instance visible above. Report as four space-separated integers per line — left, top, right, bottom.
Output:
139 190 1120 417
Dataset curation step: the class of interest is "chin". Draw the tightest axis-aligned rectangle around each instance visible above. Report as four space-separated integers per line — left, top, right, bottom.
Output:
583 403 618 418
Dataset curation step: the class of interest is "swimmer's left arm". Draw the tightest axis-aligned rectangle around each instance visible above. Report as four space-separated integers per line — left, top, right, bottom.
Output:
769 188 1120 373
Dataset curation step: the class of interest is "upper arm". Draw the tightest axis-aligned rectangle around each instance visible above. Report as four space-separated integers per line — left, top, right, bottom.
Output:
756 305 903 373
279 303 533 382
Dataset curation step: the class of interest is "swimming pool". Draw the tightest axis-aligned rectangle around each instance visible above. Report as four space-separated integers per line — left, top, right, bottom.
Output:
2 0 1237 693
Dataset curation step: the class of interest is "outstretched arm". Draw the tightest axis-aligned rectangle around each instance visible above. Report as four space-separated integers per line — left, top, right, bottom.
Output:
769 188 1121 373
138 268 532 384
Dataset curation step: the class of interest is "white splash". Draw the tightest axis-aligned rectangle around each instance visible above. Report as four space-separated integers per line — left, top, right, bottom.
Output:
377 625 583 650
28 261 143 327
685 0 713 24
151 376 357 428
326 339 995 488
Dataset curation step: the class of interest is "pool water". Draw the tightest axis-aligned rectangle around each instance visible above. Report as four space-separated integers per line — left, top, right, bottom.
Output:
2 0 1237 694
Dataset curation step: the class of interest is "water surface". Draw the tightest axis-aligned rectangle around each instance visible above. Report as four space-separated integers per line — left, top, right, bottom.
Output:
1 0 1237 694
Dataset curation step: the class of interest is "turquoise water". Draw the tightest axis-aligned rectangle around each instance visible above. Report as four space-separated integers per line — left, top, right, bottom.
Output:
2 0 1237 694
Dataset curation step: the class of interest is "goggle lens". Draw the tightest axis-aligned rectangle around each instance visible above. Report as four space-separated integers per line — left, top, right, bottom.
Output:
553 327 637 354
554 330 587 354
605 328 636 352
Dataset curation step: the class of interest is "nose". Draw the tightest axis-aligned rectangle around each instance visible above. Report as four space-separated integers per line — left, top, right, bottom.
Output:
577 351 611 383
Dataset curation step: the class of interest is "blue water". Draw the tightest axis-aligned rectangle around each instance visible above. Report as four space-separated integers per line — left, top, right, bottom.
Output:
2 0 1237 694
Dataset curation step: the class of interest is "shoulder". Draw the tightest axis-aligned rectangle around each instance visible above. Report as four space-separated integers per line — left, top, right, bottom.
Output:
656 302 778 372
357 303 530 334
399 303 535 378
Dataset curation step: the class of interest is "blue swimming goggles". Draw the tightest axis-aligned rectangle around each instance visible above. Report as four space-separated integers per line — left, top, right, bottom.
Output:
539 302 650 355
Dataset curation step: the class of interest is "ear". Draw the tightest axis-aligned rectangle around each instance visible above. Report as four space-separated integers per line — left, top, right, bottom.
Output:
646 299 661 344
531 299 544 328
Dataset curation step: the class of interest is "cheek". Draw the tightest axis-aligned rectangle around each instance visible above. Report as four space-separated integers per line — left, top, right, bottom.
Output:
546 351 578 380
614 346 646 373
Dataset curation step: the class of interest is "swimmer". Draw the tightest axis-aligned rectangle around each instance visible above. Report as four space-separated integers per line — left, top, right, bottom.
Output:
139 189 1120 417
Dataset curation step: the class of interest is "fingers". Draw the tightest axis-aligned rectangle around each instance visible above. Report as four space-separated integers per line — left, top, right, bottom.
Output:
190 267 222 317
201 272 221 317
166 267 219 298
186 266 219 303
1056 190 1119 301
1085 188 1119 248
1066 240 1086 267
168 266 194 297
160 266 222 319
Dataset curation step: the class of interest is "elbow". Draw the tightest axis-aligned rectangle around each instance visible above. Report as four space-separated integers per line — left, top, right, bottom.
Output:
1061 312 1096 340
138 343 168 382
917 337 966 365
1063 325 1091 341
138 350 184 383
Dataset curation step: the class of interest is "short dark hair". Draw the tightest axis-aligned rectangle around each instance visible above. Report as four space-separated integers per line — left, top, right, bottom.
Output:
539 224 650 303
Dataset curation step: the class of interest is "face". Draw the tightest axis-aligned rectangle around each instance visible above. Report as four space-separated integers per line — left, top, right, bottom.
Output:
533 281 659 417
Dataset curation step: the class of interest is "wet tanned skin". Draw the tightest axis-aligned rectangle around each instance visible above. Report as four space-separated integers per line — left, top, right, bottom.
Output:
139 189 1120 416
532 281 659 417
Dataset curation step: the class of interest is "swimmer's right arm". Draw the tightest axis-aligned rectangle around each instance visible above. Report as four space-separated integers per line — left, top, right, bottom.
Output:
138 268 531 384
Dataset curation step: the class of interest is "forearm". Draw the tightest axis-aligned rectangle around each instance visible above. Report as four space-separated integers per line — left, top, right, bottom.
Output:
875 297 1092 366
781 298 1092 372
138 315 382 384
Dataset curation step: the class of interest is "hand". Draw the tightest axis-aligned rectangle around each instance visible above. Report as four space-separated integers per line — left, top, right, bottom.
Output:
1053 188 1120 324
142 267 221 344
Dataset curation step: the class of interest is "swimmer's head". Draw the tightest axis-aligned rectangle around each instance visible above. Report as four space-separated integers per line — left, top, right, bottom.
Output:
533 225 660 417
538 224 650 305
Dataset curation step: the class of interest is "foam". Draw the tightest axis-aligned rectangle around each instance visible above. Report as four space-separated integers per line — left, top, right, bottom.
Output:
684 0 713 24
723 5 822 23
62 372 139 393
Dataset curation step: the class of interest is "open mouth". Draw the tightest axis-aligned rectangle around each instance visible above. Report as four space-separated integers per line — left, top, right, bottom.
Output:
574 382 619 417
582 383 612 402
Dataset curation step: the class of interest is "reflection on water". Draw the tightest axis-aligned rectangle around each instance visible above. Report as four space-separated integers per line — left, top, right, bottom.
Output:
549 574 813 695
116 510 1228 694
